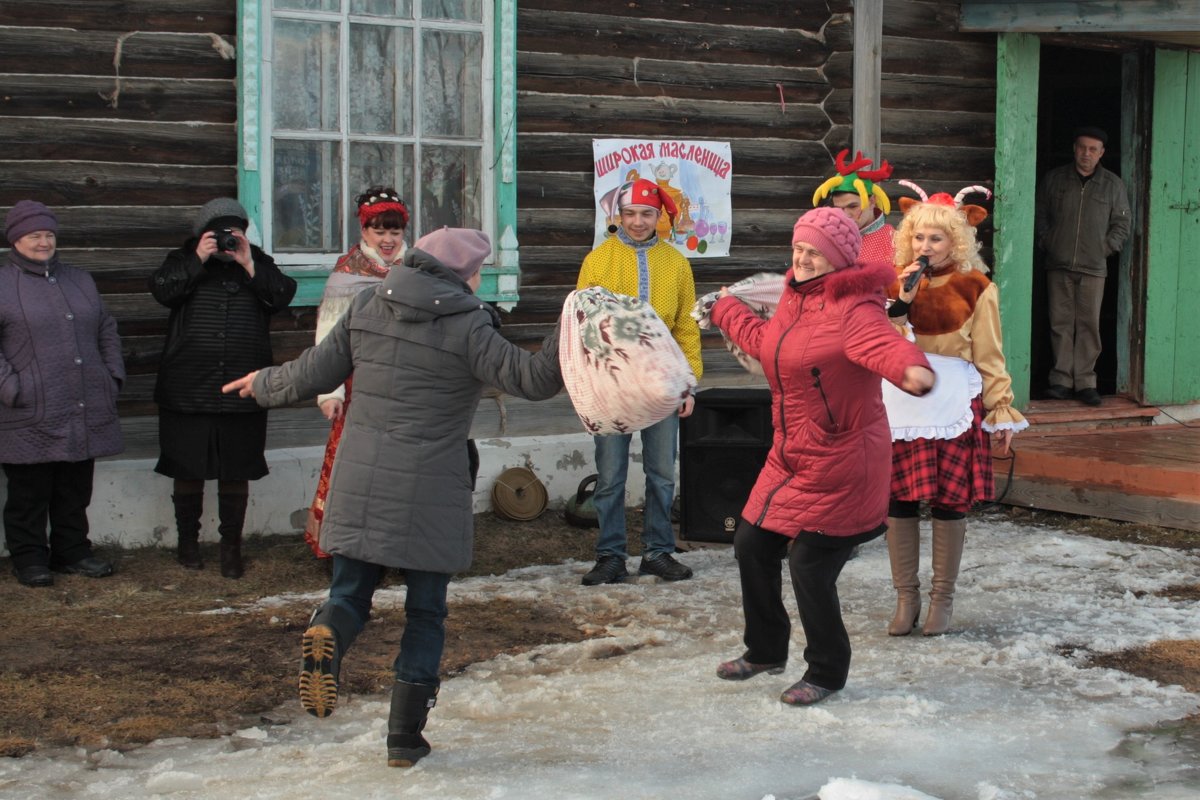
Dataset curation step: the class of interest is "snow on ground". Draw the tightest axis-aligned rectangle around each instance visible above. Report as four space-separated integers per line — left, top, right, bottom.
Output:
2 517 1198 799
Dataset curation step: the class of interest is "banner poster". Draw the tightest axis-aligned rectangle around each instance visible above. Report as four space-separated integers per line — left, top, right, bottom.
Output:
592 138 733 258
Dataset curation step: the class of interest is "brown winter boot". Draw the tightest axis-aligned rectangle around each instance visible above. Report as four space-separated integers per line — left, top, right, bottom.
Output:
923 517 966 636
886 516 922 636
172 493 204 570
217 491 248 579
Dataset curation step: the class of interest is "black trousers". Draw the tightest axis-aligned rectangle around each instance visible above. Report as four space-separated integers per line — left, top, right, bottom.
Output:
733 520 856 691
3 460 96 569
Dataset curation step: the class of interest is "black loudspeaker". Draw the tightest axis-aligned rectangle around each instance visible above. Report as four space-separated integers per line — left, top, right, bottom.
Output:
679 388 773 544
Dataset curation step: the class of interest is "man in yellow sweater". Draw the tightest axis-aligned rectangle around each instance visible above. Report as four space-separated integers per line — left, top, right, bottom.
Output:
576 178 704 585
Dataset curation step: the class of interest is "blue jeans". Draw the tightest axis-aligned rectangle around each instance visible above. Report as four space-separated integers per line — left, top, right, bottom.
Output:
325 554 451 686
591 413 679 560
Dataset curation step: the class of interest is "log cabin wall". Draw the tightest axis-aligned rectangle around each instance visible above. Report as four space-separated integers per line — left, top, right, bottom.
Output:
0 1 315 416
509 0 998 371
0 0 997 417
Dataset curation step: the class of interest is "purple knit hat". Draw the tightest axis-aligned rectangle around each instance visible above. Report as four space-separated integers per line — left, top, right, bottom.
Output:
414 227 490 280
791 206 862 270
5 200 58 245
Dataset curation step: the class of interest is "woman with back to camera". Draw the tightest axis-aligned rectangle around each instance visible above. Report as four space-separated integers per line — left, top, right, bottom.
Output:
0 201 125 587
709 207 933 706
304 187 409 561
883 186 1027 637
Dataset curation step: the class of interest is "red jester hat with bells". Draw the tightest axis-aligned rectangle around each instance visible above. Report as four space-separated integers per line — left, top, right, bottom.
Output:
600 178 679 237
894 180 994 335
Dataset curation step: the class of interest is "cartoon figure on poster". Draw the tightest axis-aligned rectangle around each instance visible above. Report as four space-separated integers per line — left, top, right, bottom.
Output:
592 139 732 258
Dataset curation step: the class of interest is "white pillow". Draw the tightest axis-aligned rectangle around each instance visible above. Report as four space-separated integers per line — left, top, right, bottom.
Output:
692 271 787 376
560 287 697 435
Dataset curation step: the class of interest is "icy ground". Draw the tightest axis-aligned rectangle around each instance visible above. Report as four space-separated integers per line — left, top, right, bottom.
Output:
3 517 1198 799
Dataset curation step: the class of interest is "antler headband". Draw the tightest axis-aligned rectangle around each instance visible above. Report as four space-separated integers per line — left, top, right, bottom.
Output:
897 180 992 227
812 149 894 215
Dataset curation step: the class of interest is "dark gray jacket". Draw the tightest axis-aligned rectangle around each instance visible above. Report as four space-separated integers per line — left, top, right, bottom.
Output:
0 252 125 463
1035 163 1131 277
252 249 562 573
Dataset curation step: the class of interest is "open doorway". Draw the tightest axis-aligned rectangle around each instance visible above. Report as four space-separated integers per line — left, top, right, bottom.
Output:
1032 45 1125 399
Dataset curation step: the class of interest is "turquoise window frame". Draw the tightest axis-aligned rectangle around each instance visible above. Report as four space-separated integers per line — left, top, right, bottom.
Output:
235 0 520 310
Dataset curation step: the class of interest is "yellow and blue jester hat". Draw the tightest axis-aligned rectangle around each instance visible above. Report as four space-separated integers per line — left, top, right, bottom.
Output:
812 149 893 215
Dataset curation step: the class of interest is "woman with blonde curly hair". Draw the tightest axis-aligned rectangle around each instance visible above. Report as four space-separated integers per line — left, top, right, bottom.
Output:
883 186 1027 637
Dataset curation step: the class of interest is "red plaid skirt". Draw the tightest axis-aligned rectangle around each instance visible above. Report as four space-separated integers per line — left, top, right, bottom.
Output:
890 395 993 512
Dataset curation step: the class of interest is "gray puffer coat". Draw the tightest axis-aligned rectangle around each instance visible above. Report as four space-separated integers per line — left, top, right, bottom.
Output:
0 251 125 464
252 249 562 573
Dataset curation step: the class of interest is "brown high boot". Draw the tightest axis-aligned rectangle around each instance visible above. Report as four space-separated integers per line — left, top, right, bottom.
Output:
172 493 204 570
217 491 248 579
885 516 922 636
923 517 967 636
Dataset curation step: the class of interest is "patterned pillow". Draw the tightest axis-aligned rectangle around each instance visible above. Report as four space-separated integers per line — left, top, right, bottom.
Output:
560 287 697 435
692 271 787 375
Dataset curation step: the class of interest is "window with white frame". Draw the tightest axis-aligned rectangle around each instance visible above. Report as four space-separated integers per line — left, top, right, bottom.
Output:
263 0 493 265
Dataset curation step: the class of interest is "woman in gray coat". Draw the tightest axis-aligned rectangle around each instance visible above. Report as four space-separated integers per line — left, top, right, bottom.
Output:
224 227 562 768
1 201 125 587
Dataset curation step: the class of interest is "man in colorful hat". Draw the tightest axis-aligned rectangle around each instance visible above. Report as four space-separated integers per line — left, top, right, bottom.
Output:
575 177 703 586
812 149 896 264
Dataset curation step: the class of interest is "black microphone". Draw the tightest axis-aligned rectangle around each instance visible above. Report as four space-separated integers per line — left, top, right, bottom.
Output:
903 256 931 293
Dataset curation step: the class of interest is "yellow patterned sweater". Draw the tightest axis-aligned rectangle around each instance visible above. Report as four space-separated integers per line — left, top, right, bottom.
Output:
577 232 704 382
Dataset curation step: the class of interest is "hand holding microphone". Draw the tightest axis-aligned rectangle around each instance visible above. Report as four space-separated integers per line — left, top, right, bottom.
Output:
903 255 931 293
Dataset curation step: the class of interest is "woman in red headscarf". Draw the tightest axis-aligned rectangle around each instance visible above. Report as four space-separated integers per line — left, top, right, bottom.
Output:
883 187 1027 637
304 187 409 559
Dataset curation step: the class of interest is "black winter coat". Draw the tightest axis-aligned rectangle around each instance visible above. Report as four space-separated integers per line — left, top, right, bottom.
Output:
150 241 296 414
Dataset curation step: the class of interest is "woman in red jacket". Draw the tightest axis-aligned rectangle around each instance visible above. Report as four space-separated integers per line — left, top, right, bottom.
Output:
709 207 933 706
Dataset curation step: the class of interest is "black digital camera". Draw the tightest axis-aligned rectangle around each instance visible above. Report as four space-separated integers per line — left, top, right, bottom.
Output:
214 228 239 252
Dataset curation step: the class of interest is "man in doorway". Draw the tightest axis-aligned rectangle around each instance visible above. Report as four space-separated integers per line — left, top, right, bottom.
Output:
812 150 895 263
1035 126 1131 406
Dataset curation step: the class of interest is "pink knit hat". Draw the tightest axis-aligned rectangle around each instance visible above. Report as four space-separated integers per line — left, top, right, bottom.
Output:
791 207 862 270
414 227 491 281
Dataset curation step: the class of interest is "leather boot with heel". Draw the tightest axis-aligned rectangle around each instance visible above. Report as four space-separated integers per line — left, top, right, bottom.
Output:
217 491 248 579
172 493 204 570
886 515 922 636
923 517 967 636
387 681 439 767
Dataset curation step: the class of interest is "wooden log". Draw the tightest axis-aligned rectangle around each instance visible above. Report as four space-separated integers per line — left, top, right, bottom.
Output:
883 109 997 147
882 36 997 81
517 245 791 284
516 51 829 104
0 162 236 208
516 8 844 67
518 92 832 139
517 171 827 210
0 28 237 80
0 1 236 33
516 133 835 176
24 206 191 250
517 0 837 29
0 75 235 123
0 117 236 166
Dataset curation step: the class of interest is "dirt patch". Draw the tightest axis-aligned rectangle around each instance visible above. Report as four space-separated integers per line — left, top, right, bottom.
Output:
0 505 1196 757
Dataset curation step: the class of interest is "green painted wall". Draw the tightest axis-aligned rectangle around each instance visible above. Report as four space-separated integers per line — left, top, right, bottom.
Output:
1146 49 1200 405
993 33 1041 409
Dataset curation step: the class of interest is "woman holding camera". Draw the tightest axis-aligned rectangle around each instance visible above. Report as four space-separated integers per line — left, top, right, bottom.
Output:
149 198 296 578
